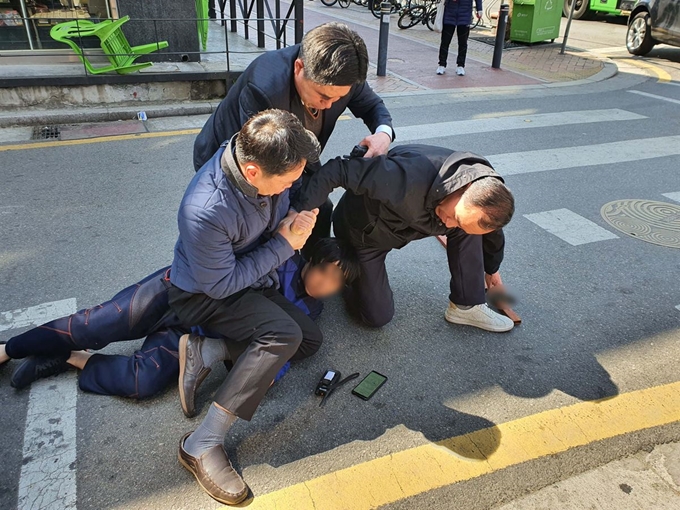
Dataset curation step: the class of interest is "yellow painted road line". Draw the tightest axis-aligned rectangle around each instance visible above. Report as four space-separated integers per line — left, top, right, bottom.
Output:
248 381 680 510
625 59 672 83
0 128 201 152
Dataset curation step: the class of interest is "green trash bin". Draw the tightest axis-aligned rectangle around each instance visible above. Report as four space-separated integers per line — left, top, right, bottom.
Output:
510 0 564 43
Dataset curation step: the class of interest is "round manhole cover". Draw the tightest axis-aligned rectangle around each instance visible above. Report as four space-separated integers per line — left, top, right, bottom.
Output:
601 199 680 249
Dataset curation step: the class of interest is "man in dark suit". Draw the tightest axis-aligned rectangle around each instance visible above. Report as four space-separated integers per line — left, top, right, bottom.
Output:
193 22 395 242
293 145 516 333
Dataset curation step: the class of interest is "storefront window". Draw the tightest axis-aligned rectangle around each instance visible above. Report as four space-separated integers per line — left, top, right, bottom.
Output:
0 0 117 51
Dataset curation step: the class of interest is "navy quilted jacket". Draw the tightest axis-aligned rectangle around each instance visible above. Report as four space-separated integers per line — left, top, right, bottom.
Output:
443 0 482 26
170 141 294 300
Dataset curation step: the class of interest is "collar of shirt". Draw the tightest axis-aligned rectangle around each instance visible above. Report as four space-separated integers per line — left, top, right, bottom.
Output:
221 135 259 198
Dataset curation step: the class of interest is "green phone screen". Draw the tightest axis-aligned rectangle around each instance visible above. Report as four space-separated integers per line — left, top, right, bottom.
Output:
353 371 387 399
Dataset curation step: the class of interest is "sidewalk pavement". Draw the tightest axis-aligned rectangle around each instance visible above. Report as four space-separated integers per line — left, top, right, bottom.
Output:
305 2 611 94
497 442 680 510
0 4 618 126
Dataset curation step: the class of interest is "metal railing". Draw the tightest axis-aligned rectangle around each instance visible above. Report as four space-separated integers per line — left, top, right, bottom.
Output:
214 0 304 49
0 0 304 78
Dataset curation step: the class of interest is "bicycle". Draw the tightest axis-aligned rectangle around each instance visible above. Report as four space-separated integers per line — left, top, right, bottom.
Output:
320 0 351 7
398 0 439 31
369 0 402 19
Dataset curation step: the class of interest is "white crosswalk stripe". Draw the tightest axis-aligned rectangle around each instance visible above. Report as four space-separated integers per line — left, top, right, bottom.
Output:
488 135 680 176
396 109 645 143
627 90 680 106
663 192 680 203
523 209 619 246
0 299 76 332
2 300 79 510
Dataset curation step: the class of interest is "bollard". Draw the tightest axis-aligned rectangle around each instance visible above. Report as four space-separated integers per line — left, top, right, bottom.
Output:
294 0 304 44
377 2 391 77
492 4 510 69
560 0 578 55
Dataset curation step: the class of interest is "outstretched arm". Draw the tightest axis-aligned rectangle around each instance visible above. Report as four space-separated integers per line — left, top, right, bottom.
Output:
293 155 411 212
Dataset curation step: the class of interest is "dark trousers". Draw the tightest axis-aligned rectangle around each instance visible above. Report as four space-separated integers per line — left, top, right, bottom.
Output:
6 269 321 406
438 24 470 68
80 328 183 399
168 285 322 421
333 207 486 328
5 267 177 360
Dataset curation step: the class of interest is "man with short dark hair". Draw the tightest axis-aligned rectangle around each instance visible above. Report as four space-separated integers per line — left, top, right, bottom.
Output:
170 110 323 505
0 109 323 506
193 22 395 245
194 23 393 171
293 145 517 332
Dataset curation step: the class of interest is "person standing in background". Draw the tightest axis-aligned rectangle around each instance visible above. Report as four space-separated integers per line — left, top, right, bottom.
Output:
437 0 483 76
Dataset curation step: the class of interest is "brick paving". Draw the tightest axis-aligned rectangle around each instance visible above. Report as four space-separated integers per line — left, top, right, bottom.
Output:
302 3 607 93
366 72 426 94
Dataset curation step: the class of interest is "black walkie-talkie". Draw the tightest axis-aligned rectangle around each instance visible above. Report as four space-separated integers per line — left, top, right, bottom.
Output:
346 144 368 159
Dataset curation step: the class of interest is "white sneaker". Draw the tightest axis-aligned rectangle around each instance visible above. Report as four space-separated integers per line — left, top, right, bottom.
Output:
436 66 446 75
445 302 514 332
456 66 465 76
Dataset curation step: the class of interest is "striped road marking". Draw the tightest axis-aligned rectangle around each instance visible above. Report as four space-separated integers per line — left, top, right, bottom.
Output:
523 209 619 246
0 298 77 332
628 90 680 106
2 299 79 510
488 135 680 176
397 109 646 143
245 381 680 510
663 192 680 203
623 58 672 83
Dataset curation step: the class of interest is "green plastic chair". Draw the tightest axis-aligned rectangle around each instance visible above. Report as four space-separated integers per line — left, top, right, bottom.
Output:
196 0 209 51
50 16 169 75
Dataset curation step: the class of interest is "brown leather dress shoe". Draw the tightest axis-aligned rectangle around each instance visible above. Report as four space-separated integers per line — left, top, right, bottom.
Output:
178 432 249 505
178 334 211 418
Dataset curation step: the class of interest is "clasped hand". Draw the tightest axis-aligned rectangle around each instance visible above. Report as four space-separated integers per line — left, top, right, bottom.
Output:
278 209 319 251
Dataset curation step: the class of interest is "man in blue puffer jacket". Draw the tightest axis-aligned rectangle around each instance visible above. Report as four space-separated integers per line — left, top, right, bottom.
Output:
437 0 483 76
0 109 323 506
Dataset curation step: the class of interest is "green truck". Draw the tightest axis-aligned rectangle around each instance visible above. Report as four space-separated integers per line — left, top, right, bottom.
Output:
563 0 635 20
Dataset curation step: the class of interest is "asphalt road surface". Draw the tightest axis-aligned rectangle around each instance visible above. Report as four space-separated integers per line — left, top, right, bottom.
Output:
1 63 680 509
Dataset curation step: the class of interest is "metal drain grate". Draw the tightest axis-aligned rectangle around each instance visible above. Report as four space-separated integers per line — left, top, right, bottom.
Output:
601 199 680 249
32 125 60 140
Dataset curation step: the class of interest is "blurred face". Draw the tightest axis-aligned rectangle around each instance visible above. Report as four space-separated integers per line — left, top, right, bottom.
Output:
242 160 306 196
435 191 493 235
302 261 346 299
293 59 352 111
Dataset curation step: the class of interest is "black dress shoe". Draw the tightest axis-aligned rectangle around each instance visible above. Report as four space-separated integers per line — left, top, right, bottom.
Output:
178 432 249 505
178 334 211 418
11 354 70 389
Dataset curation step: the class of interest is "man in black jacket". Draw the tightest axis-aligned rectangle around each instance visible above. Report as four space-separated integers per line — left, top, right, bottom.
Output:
193 22 395 243
293 145 517 332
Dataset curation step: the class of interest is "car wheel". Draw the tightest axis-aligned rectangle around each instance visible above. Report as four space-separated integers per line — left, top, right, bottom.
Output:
627 11 655 56
562 0 596 20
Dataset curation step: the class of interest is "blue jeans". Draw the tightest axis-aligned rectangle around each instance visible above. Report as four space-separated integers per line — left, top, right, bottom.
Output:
5 267 186 398
6 267 321 403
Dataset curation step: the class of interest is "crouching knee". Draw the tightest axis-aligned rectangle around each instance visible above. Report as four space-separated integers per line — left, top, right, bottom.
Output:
361 306 394 328
276 321 304 358
290 324 323 362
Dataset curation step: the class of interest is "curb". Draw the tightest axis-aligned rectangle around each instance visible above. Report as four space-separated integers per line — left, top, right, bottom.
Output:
0 102 218 128
0 60 620 128
377 60 620 98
